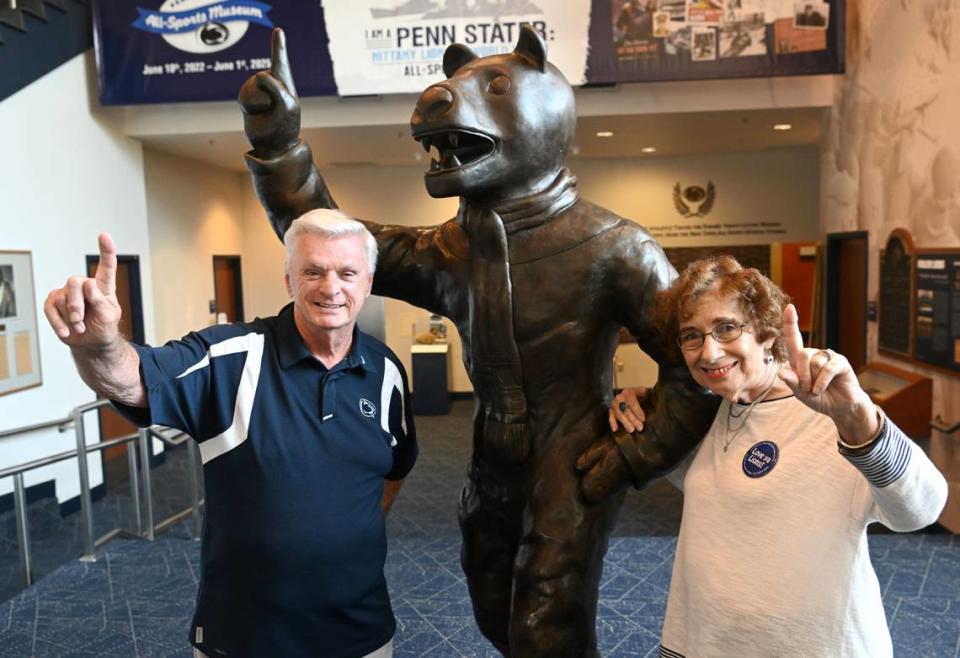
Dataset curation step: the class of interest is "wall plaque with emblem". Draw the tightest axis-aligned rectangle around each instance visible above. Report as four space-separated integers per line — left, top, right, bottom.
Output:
673 181 716 218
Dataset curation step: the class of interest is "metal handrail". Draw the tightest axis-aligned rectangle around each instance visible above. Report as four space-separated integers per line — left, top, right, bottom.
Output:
0 399 203 591
0 415 73 440
931 416 960 435
73 398 115 414
137 426 204 542
0 431 137 480
0 446 83 480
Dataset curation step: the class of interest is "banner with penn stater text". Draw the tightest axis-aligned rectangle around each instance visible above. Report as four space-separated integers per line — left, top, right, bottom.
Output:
320 1 593 95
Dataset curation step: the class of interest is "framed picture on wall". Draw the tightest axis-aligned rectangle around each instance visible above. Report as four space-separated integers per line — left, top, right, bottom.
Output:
0 251 42 396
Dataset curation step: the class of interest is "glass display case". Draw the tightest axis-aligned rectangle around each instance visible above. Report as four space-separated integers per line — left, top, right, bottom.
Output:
411 343 450 415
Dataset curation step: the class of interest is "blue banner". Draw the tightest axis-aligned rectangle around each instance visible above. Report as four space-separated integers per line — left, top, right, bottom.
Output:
92 0 336 105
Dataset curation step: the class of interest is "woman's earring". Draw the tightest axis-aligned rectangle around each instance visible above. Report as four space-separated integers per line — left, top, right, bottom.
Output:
764 352 774 364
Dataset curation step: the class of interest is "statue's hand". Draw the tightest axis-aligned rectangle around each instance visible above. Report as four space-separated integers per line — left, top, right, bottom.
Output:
238 28 301 158
575 432 632 504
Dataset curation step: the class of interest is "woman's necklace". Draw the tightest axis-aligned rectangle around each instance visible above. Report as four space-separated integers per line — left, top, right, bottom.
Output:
724 374 779 452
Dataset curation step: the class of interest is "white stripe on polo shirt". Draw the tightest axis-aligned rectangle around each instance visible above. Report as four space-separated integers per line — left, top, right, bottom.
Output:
174 332 265 465
380 357 406 446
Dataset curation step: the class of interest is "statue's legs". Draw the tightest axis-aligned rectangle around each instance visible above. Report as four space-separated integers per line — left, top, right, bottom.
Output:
459 448 626 658
509 449 626 658
459 458 527 655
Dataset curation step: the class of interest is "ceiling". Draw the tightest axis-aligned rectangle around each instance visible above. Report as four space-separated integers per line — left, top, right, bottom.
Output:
139 106 824 173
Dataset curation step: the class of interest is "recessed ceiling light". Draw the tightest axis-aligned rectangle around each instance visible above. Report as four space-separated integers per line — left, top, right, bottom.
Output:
596 131 614 137
641 146 657 153
773 123 793 131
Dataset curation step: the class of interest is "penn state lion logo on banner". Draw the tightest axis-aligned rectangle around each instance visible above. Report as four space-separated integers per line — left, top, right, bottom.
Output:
132 0 274 54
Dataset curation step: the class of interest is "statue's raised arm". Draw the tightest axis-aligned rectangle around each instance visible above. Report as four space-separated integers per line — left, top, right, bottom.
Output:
238 28 336 238
238 29 461 316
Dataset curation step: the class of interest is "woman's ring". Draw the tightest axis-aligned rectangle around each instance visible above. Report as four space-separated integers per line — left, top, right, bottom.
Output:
619 401 628 412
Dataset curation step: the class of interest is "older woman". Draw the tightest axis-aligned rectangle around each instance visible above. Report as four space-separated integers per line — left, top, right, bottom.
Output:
607 256 947 658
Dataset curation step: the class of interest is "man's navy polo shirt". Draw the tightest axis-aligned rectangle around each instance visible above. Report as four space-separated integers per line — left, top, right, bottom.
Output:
115 303 417 658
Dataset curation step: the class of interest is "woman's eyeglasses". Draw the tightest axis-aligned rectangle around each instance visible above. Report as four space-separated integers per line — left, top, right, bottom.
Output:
677 322 749 351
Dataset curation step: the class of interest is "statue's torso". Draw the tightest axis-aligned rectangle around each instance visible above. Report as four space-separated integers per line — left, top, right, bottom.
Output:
448 199 652 442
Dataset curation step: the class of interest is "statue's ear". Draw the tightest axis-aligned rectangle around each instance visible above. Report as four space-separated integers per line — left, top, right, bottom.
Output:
514 24 546 72
443 43 478 78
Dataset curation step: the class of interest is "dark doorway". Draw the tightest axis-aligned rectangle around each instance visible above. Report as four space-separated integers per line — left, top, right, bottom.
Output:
213 256 244 323
825 232 868 371
86 254 145 462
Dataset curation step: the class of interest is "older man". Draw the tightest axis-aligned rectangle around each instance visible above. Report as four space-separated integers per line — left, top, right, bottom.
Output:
44 209 417 658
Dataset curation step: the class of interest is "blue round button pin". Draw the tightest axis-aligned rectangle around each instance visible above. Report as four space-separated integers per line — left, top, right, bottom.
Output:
742 441 779 478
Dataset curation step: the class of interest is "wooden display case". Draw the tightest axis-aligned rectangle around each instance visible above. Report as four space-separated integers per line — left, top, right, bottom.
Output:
857 362 933 439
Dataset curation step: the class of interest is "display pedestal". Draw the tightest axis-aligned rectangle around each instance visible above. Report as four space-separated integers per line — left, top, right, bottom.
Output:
857 362 933 439
411 344 450 416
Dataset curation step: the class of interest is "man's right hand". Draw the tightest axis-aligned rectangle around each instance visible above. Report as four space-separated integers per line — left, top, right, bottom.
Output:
238 28 302 158
44 233 122 350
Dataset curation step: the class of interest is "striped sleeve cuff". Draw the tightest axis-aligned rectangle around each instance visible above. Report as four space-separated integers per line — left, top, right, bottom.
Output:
659 645 686 658
838 412 912 488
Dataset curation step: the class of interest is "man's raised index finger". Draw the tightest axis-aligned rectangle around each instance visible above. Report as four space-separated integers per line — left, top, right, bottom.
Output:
270 28 297 96
782 303 804 361
95 233 118 295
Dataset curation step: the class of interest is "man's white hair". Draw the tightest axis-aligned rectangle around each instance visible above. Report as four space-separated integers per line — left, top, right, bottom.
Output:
284 209 378 274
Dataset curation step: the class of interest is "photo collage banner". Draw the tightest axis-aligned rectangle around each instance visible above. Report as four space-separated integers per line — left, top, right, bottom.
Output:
590 0 838 81
92 0 843 105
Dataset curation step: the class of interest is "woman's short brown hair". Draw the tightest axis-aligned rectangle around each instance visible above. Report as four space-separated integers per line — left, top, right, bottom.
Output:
654 255 791 362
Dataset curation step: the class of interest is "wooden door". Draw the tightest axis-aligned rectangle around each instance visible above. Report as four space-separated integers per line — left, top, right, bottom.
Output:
826 232 868 371
86 255 145 460
775 242 818 339
213 256 244 323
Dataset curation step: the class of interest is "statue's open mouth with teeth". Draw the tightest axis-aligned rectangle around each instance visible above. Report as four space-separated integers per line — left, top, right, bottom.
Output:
416 129 497 175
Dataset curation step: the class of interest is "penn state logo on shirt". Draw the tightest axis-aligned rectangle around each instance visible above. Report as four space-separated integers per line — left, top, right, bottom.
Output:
359 398 377 418
742 441 779 478
131 0 274 54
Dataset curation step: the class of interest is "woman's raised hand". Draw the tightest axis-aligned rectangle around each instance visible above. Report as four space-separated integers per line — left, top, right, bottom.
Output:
778 304 879 445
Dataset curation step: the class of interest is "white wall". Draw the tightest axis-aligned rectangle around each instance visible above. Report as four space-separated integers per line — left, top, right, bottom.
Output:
821 0 960 528
236 147 820 393
0 53 154 504
822 0 960 423
572 147 820 247
142 149 246 343
238 181 287 320
114 74 835 138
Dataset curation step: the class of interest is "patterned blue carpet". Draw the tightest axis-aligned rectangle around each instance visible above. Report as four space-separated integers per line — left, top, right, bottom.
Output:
1 530 958 657
1 401 958 657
